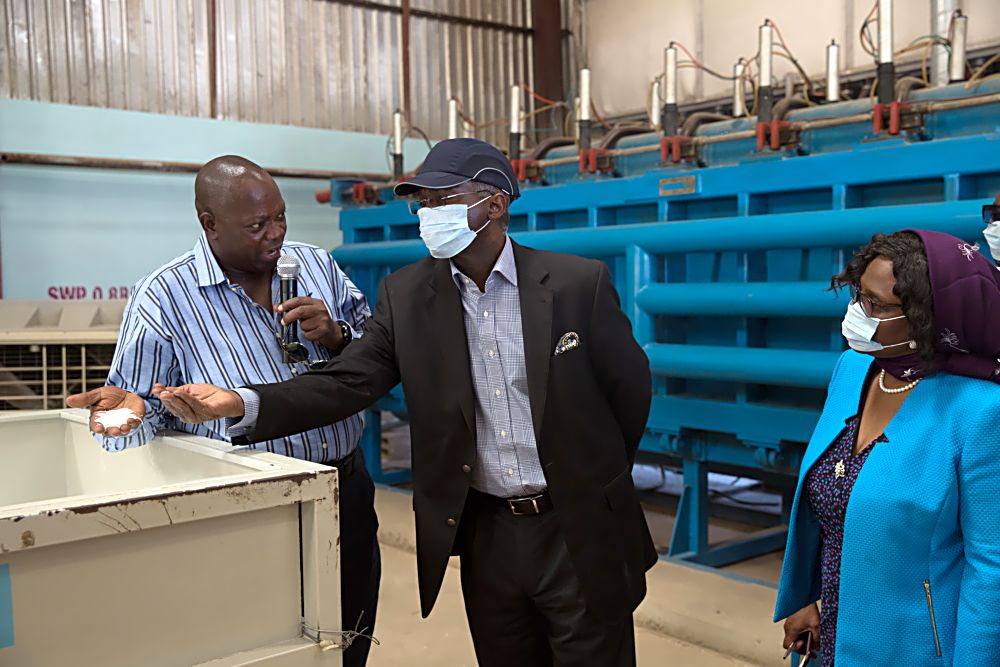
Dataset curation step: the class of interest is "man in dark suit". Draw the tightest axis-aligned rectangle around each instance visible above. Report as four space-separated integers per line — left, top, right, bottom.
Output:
155 138 657 666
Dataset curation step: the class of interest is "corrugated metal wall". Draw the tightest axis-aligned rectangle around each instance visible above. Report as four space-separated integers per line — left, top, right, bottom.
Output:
1 0 575 147
1 0 211 117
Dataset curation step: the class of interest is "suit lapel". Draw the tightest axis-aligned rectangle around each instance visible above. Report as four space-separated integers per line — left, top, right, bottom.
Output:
513 242 553 444
427 259 476 435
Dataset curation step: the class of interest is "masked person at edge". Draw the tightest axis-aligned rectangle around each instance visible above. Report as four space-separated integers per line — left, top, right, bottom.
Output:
776 230 1000 666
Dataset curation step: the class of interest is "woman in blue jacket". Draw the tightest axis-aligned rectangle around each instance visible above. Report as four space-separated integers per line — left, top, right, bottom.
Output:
775 229 1000 666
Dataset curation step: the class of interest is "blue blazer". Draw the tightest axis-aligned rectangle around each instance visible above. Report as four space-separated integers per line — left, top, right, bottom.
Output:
775 350 1000 666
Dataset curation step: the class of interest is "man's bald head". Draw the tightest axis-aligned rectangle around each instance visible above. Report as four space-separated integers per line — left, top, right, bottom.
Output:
195 155 276 217
195 155 288 279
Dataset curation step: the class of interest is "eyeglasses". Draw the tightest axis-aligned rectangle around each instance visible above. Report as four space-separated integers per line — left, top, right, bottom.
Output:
407 189 494 215
849 284 903 318
984 203 1000 225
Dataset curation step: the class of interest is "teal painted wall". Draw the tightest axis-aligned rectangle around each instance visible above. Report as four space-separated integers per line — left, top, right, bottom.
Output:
0 100 429 299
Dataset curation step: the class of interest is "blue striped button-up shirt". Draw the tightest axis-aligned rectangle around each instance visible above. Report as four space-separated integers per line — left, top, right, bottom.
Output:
451 236 547 498
100 234 370 462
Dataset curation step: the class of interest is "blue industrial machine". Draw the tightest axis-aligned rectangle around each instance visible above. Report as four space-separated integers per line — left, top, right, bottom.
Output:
328 70 1000 566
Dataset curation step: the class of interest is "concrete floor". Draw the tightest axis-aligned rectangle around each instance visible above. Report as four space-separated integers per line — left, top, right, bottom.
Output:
369 487 787 667
642 504 785 585
367 542 763 667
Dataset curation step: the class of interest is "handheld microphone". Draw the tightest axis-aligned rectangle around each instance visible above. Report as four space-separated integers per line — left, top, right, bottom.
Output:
276 255 301 363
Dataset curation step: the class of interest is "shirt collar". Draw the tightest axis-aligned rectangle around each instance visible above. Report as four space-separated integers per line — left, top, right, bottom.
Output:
192 233 230 287
450 235 518 289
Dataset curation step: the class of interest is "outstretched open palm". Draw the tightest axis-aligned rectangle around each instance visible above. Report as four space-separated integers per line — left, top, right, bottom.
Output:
152 383 244 424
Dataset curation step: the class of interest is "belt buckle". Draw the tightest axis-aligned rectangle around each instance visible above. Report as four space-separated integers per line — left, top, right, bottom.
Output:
507 495 540 516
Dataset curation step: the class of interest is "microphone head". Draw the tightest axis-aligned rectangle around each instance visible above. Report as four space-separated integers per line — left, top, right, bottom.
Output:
276 254 300 279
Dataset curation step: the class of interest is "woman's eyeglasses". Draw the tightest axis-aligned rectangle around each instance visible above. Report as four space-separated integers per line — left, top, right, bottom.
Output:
849 284 903 318
984 203 1000 225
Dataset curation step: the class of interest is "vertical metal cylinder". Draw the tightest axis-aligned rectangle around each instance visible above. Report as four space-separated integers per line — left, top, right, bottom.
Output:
949 12 967 82
759 22 773 89
663 46 678 105
572 97 581 141
784 72 797 99
876 0 895 104
826 40 840 103
732 59 747 117
661 45 679 135
509 85 522 162
758 21 774 123
392 110 404 179
578 68 592 121
578 68 592 151
392 110 404 155
931 0 958 86
649 79 662 130
509 85 522 135
447 98 460 139
877 0 893 65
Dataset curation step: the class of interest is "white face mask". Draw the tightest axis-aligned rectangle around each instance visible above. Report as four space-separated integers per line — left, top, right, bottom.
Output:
417 195 492 259
841 300 914 353
984 222 1000 262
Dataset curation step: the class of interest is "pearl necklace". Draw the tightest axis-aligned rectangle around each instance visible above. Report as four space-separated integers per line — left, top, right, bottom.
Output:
878 369 921 394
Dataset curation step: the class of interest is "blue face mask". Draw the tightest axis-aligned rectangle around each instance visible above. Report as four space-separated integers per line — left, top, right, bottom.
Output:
417 195 492 259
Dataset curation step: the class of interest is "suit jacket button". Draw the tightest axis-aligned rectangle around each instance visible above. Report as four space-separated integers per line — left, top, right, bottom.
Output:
446 518 457 527
462 464 472 473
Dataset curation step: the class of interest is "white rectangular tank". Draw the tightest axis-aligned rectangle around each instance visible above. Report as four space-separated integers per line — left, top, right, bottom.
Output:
0 409 342 666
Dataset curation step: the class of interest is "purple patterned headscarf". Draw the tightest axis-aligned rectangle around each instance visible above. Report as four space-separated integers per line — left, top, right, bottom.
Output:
905 229 1000 384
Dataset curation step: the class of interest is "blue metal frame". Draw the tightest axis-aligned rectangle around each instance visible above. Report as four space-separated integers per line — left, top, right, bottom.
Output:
330 80 1000 566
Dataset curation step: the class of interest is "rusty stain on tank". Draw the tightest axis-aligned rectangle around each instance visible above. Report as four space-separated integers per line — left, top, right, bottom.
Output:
21 530 35 548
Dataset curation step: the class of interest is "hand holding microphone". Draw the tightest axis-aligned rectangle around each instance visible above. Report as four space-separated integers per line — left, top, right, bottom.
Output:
276 254 349 356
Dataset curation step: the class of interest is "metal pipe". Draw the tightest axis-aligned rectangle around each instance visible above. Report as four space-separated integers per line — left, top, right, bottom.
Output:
664 46 678 105
826 40 840 103
878 0 894 64
333 201 982 266
758 21 774 122
949 11 968 83
931 0 958 86
662 45 680 135
0 152 391 181
644 344 842 388
759 22 773 88
448 98 460 139
578 69 592 150
732 59 747 116
784 72 797 99
392 110 404 179
578 68 592 121
509 85 522 161
649 79 662 130
877 0 895 104
401 0 411 117
636 282 843 318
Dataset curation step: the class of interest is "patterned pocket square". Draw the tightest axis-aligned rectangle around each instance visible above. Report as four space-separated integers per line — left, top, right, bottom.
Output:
553 331 581 356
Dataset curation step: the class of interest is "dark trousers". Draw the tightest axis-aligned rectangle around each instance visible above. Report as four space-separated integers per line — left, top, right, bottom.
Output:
332 448 381 667
458 491 636 667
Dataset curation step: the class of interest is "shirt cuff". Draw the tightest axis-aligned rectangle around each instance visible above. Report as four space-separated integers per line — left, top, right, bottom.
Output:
226 388 260 437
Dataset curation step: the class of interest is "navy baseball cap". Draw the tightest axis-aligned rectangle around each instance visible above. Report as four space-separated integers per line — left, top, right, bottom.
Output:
393 138 520 200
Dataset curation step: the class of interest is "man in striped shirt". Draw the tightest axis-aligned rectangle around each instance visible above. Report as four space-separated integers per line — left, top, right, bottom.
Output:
66 155 379 667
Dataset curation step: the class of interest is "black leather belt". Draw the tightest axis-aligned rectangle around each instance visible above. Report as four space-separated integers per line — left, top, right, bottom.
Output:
474 489 553 517
324 447 358 478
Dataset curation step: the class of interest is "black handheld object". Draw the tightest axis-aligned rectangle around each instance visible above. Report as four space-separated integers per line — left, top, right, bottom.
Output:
276 255 301 363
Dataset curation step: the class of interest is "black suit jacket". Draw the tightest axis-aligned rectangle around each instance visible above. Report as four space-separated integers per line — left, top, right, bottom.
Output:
241 241 656 621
